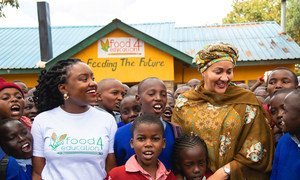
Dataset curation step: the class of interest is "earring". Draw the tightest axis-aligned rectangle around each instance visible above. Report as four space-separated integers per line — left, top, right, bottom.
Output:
64 93 69 100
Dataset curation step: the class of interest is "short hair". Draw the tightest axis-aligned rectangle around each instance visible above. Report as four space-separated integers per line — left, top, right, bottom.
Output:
137 77 165 95
0 118 15 127
120 95 138 109
130 114 164 136
268 67 298 86
172 133 209 172
286 89 300 111
97 78 122 92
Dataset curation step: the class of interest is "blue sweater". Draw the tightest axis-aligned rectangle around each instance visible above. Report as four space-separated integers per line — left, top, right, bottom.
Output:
1 148 32 180
114 121 175 169
271 133 300 180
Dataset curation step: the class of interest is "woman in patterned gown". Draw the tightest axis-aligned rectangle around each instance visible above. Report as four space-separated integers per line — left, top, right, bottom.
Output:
172 42 274 180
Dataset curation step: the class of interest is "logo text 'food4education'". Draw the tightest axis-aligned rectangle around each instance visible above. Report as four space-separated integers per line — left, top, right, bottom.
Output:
98 37 145 58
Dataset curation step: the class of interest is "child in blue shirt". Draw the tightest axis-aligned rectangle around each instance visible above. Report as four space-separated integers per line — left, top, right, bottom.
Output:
0 119 32 180
271 89 300 180
118 95 141 128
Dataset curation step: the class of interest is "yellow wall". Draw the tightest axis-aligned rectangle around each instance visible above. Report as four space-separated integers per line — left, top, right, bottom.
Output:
74 30 174 83
0 74 39 88
2 62 293 88
174 62 295 85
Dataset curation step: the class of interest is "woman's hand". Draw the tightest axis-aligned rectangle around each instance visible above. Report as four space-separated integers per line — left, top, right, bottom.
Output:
207 164 230 180
105 153 117 173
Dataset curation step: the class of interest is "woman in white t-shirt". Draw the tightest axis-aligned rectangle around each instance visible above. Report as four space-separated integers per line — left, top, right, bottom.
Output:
32 59 117 180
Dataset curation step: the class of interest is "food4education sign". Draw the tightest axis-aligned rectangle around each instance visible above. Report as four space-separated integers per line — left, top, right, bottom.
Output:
98 37 145 58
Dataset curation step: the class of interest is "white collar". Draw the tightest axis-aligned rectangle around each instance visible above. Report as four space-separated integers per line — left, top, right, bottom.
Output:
291 134 300 148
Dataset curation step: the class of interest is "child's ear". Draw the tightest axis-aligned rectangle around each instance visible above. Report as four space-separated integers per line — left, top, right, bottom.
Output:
130 138 134 148
163 138 166 149
135 94 141 105
97 92 102 101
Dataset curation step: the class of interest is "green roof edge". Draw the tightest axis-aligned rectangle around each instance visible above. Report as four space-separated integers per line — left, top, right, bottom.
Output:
46 19 193 70
0 68 43 75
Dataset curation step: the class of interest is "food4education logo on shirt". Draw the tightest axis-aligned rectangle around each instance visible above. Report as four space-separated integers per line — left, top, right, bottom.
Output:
49 132 105 155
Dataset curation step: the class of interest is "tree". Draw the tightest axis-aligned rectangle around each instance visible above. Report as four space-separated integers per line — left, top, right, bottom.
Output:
286 0 300 44
0 0 19 18
223 0 300 44
223 0 281 24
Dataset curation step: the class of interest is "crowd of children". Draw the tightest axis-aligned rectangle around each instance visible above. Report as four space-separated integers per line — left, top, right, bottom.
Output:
0 58 300 179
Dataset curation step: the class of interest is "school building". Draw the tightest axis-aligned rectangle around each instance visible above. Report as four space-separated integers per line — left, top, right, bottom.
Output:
1 19 300 90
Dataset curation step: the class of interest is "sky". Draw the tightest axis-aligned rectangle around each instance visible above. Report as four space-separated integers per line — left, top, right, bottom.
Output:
0 0 233 27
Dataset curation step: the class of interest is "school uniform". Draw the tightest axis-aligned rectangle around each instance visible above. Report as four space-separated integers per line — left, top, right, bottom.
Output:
271 133 300 180
114 118 181 169
106 155 176 180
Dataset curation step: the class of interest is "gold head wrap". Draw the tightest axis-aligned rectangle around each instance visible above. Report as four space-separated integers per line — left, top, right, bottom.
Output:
193 42 239 73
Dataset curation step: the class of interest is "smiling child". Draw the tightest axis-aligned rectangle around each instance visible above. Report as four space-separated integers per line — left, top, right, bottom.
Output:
0 119 32 179
107 114 176 179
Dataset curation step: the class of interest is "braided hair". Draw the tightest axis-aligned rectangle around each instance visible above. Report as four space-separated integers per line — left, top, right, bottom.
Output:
172 133 209 173
34 59 81 113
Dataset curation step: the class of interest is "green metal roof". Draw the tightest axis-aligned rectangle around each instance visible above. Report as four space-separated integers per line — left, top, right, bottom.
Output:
1 19 300 74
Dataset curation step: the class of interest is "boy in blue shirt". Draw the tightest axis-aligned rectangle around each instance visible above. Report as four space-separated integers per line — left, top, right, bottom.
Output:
271 89 300 180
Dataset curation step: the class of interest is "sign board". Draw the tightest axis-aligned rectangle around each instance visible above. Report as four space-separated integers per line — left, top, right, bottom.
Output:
98 37 144 58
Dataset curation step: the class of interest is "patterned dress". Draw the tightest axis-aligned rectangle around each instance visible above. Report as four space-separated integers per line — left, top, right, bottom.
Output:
172 84 274 180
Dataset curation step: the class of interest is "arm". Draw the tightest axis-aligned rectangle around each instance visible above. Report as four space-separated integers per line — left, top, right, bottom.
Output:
105 153 117 173
207 163 230 180
106 115 117 173
226 105 274 179
31 115 46 180
250 77 264 92
32 156 45 180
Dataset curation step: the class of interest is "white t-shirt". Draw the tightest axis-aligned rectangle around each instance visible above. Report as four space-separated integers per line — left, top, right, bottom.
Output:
31 106 117 180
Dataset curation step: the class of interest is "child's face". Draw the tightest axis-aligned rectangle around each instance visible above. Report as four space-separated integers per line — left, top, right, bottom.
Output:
23 96 38 122
0 88 25 120
98 81 125 112
177 146 207 180
282 92 300 135
0 121 33 159
14 82 28 95
137 79 167 116
267 70 297 96
269 93 288 132
162 95 174 122
130 123 165 169
120 97 141 123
